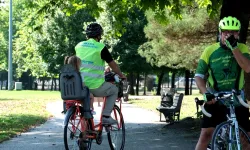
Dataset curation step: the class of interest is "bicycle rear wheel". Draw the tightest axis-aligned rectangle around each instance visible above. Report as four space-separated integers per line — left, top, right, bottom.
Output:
211 121 250 150
64 106 93 150
107 105 125 150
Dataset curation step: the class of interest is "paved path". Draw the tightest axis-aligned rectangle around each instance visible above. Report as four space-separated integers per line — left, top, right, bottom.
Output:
0 101 198 150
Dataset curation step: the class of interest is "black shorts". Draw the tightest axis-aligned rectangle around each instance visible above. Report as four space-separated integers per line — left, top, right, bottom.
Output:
201 102 250 132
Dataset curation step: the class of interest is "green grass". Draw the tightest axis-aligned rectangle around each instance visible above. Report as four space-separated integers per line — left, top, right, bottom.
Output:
129 90 203 120
0 90 61 142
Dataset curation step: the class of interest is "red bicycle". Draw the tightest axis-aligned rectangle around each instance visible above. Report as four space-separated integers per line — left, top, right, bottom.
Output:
63 80 125 150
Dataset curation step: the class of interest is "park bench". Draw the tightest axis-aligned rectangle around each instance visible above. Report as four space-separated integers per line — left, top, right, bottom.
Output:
156 93 184 124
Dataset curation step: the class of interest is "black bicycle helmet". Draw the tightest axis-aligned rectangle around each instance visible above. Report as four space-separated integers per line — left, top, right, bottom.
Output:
85 23 103 38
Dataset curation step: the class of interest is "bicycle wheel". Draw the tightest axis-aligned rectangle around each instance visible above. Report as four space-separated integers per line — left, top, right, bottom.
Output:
64 106 93 150
211 121 250 150
107 105 125 150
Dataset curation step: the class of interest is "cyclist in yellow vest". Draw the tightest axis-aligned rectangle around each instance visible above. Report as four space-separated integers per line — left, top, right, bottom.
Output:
75 23 126 125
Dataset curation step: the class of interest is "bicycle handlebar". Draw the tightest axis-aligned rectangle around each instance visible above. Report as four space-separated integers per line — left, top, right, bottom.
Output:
195 90 249 118
237 95 249 108
105 72 126 83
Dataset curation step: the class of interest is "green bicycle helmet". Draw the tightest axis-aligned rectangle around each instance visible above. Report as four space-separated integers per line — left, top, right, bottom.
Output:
219 16 241 31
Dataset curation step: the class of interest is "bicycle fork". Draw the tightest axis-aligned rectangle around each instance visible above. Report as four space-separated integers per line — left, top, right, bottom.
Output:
228 110 241 150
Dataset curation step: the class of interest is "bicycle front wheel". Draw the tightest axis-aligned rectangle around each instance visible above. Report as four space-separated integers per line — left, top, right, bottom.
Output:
64 106 93 150
107 105 125 150
211 121 250 150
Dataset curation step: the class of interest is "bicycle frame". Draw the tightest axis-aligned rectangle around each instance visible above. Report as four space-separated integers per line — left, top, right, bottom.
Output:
227 103 241 150
195 90 250 150
92 96 123 132
63 78 126 149
218 94 247 150
70 95 123 140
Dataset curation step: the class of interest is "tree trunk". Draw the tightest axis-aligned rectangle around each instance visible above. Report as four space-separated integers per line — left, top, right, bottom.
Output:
5 81 8 90
190 78 193 95
129 72 135 95
185 70 190 95
0 73 2 89
42 77 45 91
136 73 139 95
167 73 170 88
156 70 165 95
54 78 57 91
143 73 147 95
29 76 33 90
50 77 54 91
171 72 176 88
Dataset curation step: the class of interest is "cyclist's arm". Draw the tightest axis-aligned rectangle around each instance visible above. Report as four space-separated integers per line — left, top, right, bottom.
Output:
108 61 124 78
101 46 125 78
195 47 210 94
232 44 250 73
195 76 207 94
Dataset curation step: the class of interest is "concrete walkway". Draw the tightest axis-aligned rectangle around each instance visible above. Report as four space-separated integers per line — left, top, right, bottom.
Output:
1 100 189 150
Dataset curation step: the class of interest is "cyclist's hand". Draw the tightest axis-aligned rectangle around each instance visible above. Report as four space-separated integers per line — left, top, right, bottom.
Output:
203 92 216 105
225 35 238 51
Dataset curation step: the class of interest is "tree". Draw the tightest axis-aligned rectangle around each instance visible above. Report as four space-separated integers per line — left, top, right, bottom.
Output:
138 7 217 95
0 2 10 72
0 33 7 71
14 3 95 79
110 6 152 95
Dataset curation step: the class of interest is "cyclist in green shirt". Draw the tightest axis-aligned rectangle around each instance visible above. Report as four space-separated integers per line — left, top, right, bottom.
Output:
195 16 250 150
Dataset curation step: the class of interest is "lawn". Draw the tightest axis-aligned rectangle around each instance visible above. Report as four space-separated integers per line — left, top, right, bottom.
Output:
0 89 202 143
0 90 61 142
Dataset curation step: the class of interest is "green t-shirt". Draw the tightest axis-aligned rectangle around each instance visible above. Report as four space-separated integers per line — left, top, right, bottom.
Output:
196 43 250 91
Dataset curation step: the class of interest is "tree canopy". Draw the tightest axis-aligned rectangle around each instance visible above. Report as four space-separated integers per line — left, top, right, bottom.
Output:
139 7 217 70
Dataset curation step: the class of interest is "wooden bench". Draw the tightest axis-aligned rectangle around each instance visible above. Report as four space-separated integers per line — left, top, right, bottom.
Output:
156 93 184 123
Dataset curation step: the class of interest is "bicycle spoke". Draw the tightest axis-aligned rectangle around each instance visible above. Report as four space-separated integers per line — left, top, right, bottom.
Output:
64 107 93 150
107 105 125 150
212 122 250 150
66 116 82 149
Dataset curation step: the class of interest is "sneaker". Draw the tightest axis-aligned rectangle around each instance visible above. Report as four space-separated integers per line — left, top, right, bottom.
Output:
102 117 118 125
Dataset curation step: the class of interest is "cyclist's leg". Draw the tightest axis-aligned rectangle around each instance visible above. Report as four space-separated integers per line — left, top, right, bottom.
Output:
235 106 250 133
196 128 214 150
235 106 250 149
81 89 93 119
195 103 227 150
90 82 118 116
90 93 94 110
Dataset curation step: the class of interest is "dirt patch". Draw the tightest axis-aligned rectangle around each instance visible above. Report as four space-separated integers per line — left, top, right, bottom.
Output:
161 117 201 138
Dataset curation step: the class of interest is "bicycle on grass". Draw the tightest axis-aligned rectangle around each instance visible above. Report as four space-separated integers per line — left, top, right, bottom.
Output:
195 90 250 150
63 79 126 150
